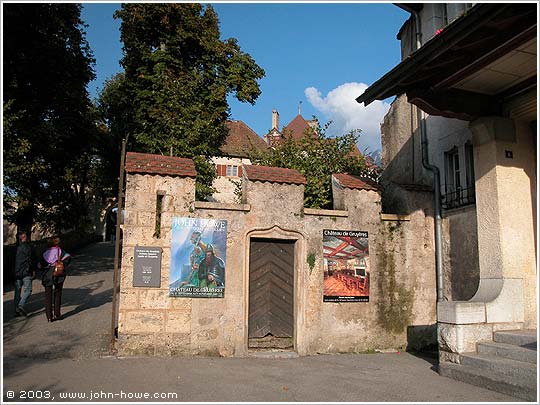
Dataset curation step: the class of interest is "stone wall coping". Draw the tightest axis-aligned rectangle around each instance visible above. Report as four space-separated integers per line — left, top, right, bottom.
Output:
125 152 197 178
243 164 306 185
380 213 411 221
303 208 348 217
332 173 380 191
194 201 251 212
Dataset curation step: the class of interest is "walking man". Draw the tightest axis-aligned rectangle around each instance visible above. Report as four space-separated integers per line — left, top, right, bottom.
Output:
14 231 36 317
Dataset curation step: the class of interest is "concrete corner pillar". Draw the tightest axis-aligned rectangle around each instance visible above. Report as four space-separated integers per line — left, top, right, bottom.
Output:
468 116 533 323
438 116 536 357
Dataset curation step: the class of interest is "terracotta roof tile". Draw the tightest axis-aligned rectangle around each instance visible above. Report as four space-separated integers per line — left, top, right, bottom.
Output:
280 116 368 163
125 152 197 178
221 120 268 158
243 165 306 185
333 173 380 191
282 114 317 141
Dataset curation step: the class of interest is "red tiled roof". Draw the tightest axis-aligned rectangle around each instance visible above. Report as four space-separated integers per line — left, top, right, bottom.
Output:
221 120 268 157
281 115 366 161
282 114 316 141
333 173 380 191
125 152 197 178
243 165 306 185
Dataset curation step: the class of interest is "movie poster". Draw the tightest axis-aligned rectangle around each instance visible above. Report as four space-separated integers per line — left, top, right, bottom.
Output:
323 229 370 302
169 217 227 298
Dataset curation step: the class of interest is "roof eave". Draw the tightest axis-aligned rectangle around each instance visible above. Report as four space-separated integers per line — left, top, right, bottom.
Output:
356 3 512 106
394 3 423 14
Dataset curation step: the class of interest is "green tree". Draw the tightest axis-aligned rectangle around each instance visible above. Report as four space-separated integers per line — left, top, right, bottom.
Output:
114 3 265 199
3 4 96 234
94 73 134 197
251 122 374 209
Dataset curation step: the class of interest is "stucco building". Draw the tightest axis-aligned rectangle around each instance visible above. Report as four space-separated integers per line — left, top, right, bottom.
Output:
210 120 268 203
357 3 537 399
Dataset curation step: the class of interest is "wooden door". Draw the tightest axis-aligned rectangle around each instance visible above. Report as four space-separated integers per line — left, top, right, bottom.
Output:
248 239 295 346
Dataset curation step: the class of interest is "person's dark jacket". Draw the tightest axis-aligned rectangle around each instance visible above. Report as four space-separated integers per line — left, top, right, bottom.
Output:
14 243 35 279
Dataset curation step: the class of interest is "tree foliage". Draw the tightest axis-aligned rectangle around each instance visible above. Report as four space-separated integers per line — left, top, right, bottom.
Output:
94 73 134 197
113 3 265 199
251 122 375 209
3 4 97 233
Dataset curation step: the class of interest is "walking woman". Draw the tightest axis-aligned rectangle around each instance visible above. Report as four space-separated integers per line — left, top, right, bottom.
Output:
39 236 71 322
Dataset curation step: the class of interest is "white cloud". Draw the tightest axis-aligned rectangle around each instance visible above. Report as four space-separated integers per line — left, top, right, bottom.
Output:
305 82 390 153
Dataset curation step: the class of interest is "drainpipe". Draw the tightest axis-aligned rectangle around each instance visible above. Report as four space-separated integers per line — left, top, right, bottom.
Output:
418 110 444 302
411 9 444 302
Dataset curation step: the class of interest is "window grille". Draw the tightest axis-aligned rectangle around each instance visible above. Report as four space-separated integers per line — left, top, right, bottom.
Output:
443 144 476 209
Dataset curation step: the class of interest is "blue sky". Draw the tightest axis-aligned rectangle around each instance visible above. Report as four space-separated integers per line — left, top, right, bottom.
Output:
82 3 408 152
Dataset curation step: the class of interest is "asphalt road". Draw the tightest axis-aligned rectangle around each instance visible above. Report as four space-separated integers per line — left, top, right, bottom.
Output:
3 242 517 403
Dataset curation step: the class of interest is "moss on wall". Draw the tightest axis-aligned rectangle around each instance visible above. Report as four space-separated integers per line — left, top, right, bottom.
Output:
376 222 414 334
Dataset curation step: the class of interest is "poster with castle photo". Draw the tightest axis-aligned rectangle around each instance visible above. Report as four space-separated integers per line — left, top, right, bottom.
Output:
169 217 227 298
323 229 370 302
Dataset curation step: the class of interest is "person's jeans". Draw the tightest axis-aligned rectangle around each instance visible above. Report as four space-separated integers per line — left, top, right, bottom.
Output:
14 276 33 311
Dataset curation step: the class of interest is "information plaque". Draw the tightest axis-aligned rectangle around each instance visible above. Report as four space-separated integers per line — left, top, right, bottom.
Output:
133 246 162 287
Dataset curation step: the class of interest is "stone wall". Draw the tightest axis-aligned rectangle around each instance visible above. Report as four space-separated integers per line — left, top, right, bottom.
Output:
380 95 431 188
380 95 481 303
118 173 197 355
117 155 437 356
441 205 480 301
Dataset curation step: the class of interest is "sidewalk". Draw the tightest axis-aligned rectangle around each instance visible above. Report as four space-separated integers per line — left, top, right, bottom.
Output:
3 242 517 402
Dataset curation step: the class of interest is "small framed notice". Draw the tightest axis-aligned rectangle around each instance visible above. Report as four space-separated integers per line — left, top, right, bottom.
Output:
133 246 162 287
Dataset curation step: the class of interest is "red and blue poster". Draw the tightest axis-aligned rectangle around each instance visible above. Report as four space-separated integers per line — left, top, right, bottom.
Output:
323 229 370 302
169 217 227 298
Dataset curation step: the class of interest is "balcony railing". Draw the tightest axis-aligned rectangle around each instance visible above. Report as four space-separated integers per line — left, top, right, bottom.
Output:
442 186 476 210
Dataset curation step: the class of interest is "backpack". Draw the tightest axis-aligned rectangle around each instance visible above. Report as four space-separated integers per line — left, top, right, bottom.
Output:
52 247 65 278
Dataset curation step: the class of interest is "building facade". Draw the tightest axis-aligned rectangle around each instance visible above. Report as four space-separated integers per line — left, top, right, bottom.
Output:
357 1 537 377
210 120 268 203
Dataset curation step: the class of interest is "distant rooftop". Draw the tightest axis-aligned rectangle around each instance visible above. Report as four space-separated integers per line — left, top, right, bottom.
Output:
221 120 268 158
281 114 318 141
280 113 364 158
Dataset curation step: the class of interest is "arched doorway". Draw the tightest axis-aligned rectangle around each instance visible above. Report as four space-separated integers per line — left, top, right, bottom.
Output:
244 226 307 354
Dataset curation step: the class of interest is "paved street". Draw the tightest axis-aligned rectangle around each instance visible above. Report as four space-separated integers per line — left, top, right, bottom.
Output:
3 242 517 402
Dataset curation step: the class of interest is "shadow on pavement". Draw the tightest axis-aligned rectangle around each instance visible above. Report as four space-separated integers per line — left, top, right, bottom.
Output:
3 281 112 341
62 243 115 277
3 242 115 384
407 350 439 374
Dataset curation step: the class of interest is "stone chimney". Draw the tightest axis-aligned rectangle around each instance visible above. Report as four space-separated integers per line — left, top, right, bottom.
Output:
272 109 280 130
